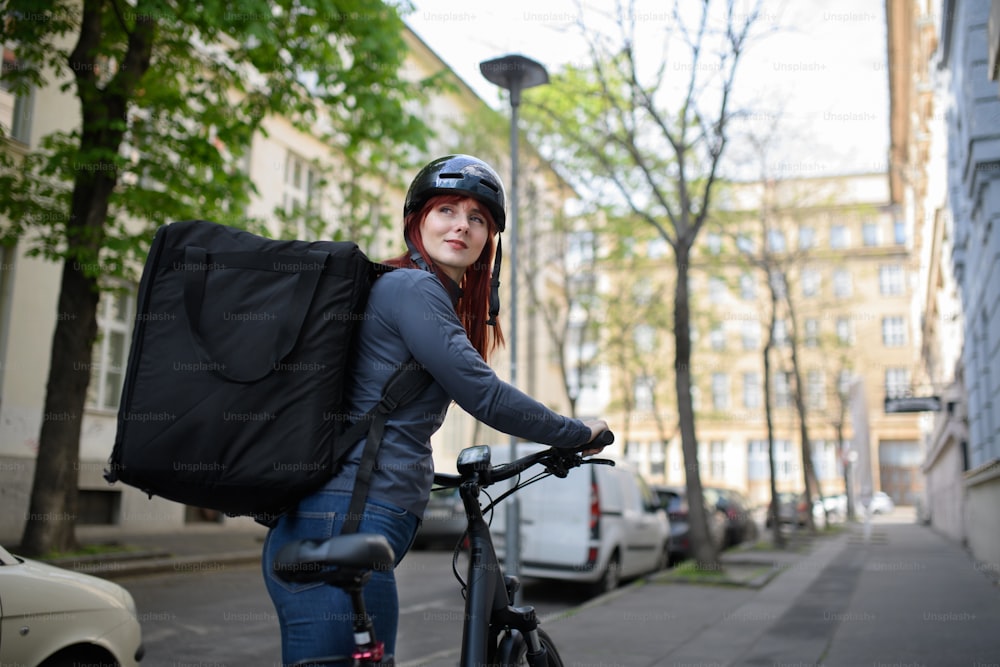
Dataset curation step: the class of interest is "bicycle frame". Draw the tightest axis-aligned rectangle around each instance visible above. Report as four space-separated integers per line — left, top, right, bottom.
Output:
456 474 547 664
273 433 614 666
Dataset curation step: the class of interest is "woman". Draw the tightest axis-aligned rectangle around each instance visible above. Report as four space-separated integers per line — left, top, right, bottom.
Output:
263 154 609 664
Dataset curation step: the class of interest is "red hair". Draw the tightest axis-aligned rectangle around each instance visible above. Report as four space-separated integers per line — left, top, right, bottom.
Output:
383 195 505 361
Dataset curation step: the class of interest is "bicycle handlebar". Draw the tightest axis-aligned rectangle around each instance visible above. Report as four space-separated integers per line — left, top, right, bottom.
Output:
433 429 615 489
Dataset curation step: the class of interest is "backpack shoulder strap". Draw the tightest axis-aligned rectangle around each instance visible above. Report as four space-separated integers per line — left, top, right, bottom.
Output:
340 360 434 534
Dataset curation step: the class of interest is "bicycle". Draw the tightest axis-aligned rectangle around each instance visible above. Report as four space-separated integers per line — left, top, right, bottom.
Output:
272 429 616 666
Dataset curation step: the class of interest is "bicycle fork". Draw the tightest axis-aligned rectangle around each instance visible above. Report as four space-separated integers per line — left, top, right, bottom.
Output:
458 480 549 666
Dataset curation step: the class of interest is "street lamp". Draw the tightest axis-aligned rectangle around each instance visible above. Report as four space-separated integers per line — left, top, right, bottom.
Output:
480 54 549 597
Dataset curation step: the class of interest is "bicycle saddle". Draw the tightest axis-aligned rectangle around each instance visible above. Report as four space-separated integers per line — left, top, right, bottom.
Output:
272 533 396 585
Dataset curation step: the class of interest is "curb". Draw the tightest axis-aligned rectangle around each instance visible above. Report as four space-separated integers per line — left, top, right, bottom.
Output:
46 549 264 580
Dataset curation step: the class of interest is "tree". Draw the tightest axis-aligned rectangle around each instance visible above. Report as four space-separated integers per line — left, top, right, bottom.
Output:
1 0 433 556
522 0 767 569
523 210 603 418
599 216 676 456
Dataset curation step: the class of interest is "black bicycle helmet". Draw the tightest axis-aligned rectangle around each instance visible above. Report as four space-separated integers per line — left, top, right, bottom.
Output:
403 154 507 232
404 154 507 325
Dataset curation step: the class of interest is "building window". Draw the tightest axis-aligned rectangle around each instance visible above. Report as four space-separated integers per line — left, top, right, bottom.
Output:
837 370 853 399
773 371 792 408
709 324 726 351
798 227 816 250
741 320 761 351
811 440 838 480
567 231 596 268
705 232 722 255
87 286 135 411
648 237 669 259
747 440 796 481
650 456 665 477
1 46 34 143
743 372 761 409
832 269 852 298
830 225 849 249
711 372 730 410
634 375 655 412
801 269 821 297
283 151 320 239
885 368 911 399
773 318 788 347
882 316 907 346
879 265 905 295
575 365 600 393
740 272 756 300
769 270 787 299
767 229 786 253
708 276 727 303
748 440 768 480
710 440 726 479
836 317 853 346
633 323 656 353
807 370 826 409
736 233 755 254
804 318 819 347
862 222 880 246
893 219 906 245
776 439 795 480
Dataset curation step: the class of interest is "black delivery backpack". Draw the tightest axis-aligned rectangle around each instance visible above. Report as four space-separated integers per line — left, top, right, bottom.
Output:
105 220 431 528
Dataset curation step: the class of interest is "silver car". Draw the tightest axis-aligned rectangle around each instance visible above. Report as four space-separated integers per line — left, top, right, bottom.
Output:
0 544 144 666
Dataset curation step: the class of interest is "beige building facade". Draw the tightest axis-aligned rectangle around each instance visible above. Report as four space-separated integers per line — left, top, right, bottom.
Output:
0 26 576 540
604 173 924 510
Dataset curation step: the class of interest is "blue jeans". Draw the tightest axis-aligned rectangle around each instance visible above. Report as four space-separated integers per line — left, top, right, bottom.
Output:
262 491 419 666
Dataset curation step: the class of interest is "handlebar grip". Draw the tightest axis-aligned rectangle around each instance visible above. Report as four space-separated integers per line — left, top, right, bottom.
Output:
590 429 615 448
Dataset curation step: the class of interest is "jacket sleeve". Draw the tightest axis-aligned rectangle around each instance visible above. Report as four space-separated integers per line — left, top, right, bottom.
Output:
390 271 592 448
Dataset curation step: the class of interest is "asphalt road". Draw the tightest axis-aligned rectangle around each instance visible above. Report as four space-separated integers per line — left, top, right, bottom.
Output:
120 547 587 666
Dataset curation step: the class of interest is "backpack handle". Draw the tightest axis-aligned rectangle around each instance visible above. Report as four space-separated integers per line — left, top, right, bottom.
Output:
182 245 329 384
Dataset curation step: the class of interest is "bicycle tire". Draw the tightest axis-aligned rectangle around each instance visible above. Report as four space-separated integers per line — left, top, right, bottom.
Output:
493 627 564 667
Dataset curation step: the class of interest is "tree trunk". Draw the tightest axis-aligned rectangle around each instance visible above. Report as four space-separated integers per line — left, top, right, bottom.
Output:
19 0 155 555
20 262 101 555
763 283 784 548
785 297 819 532
674 244 716 568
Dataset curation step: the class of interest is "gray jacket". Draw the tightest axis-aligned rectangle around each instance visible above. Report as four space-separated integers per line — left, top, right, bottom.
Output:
324 268 591 518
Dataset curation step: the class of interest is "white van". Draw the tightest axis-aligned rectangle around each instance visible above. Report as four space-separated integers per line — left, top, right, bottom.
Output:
487 443 670 597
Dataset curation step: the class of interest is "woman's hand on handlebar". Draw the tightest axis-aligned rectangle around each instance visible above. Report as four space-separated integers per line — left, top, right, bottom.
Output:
582 420 612 457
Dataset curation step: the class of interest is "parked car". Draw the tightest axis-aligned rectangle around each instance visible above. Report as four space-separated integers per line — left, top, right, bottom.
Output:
767 491 825 528
868 491 896 515
413 486 468 550
0 543 144 667
653 485 727 565
705 486 759 547
491 444 671 597
821 494 848 522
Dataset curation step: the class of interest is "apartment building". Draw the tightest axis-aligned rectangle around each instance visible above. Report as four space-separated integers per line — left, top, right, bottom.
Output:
0 25 576 539
888 0 1000 566
604 173 924 510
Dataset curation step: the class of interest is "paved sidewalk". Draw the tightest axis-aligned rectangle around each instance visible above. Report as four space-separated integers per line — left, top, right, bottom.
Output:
542 517 1000 667
22 514 1000 666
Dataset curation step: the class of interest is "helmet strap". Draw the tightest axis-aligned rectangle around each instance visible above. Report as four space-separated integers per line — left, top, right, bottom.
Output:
487 235 502 326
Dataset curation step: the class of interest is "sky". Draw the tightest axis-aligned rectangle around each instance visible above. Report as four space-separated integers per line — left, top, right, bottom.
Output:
403 0 890 179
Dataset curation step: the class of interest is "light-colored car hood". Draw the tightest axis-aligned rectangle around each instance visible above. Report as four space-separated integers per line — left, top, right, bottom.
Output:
0 545 142 667
0 553 134 617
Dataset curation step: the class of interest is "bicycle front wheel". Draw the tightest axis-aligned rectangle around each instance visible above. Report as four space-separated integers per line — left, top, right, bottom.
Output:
494 627 564 667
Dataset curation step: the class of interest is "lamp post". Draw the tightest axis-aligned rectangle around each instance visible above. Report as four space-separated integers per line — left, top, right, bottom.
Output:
480 54 548 597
